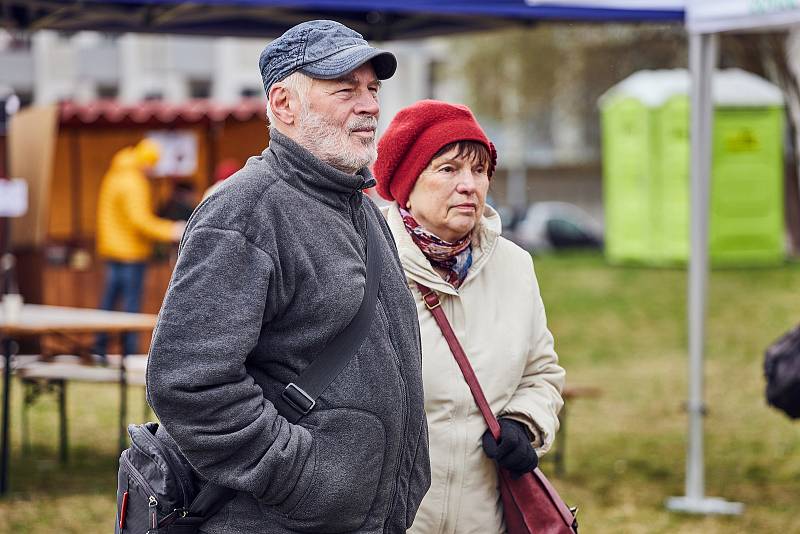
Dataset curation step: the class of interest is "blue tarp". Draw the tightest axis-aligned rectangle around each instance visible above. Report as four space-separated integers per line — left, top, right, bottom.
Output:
4 0 684 39
92 0 684 20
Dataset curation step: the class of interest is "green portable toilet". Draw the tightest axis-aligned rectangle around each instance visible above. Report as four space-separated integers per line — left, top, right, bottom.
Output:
600 69 785 266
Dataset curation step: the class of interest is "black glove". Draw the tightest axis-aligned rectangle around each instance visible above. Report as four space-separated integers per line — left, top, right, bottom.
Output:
481 418 538 479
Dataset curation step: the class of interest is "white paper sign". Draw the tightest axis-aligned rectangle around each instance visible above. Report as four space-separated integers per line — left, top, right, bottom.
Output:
0 178 28 217
147 130 198 177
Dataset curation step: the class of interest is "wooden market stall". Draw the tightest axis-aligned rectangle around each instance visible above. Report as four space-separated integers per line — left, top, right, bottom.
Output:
7 98 268 352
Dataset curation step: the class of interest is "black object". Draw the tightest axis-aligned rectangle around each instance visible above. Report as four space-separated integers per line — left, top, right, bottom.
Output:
115 217 383 533
482 418 539 479
764 323 800 419
115 422 216 534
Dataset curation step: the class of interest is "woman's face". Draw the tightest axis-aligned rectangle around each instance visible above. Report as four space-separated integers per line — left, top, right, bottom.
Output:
407 146 490 243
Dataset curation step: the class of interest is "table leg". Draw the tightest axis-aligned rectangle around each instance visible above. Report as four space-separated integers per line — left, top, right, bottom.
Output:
21 379 32 456
58 379 67 464
119 334 127 453
555 403 567 477
1 337 12 496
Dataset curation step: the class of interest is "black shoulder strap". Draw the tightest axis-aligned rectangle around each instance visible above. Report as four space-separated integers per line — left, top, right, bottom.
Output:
274 215 383 423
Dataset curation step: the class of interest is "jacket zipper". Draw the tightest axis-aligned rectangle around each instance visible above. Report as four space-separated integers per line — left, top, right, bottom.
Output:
378 302 409 531
352 191 409 530
137 427 190 509
348 193 366 245
121 452 160 511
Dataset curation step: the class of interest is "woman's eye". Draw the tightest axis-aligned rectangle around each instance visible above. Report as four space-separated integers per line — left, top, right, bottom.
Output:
439 166 455 173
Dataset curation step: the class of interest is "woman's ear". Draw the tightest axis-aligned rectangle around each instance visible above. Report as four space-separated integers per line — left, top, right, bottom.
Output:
268 84 295 126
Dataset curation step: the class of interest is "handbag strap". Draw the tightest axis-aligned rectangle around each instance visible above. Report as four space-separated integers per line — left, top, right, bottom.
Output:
276 216 383 423
418 284 578 532
416 283 501 442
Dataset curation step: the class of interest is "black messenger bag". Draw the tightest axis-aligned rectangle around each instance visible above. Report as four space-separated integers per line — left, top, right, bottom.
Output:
764 323 800 419
115 217 383 533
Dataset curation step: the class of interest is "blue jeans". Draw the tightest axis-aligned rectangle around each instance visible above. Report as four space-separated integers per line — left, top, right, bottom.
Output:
95 261 146 356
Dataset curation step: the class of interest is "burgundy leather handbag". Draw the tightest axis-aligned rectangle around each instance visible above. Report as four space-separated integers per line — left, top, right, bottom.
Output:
417 283 578 534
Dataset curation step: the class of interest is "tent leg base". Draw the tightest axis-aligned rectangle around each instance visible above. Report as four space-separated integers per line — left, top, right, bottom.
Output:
665 496 744 515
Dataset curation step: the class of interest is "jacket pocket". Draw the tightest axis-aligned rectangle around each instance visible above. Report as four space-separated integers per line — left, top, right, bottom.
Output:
405 424 432 529
285 407 386 533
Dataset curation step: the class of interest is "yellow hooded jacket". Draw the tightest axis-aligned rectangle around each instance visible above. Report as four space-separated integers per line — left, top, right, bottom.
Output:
96 140 176 262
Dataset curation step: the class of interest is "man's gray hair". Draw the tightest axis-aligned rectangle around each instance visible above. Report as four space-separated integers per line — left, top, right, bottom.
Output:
266 71 313 127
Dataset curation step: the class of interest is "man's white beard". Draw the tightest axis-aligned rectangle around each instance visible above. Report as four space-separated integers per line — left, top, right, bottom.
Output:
296 107 377 174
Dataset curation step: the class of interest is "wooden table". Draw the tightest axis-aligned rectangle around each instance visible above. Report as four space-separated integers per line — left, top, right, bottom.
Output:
0 304 157 496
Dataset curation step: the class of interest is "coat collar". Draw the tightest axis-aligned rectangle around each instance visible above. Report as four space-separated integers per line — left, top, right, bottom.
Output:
266 129 375 211
385 202 502 296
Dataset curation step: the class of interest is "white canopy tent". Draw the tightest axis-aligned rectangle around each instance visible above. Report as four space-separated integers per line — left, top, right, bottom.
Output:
528 0 800 517
672 0 800 516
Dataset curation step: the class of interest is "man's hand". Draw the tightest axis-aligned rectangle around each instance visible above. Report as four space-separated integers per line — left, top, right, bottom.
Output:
481 418 538 479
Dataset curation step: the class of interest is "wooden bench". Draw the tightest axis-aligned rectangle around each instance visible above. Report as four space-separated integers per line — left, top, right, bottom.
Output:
12 356 601 474
16 355 148 463
549 385 602 476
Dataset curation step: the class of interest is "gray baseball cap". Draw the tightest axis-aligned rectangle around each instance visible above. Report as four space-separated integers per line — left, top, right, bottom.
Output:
259 20 397 95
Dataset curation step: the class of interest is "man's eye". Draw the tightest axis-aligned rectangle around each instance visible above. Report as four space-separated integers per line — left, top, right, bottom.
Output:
440 166 455 173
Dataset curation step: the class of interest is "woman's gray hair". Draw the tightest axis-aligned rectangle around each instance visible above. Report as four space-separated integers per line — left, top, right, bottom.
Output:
266 71 313 127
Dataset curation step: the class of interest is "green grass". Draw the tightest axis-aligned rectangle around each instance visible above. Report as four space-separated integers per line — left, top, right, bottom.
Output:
2 251 800 533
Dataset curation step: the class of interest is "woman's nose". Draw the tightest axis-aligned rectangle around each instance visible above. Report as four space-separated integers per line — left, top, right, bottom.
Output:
457 171 478 193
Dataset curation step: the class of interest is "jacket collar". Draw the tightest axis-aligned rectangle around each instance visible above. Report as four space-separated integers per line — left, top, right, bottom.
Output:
266 129 376 210
386 202 502 296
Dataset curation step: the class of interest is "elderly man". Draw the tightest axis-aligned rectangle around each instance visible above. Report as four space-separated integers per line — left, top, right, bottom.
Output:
146 20 430 534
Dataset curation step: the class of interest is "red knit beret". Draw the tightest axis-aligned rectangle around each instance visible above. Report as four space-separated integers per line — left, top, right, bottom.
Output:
374 100 497 207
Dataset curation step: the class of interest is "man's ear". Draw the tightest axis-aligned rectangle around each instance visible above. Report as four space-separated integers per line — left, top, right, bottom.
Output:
268 84 296 126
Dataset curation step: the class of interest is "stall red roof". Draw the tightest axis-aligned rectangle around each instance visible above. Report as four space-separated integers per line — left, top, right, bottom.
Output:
58 98 267 127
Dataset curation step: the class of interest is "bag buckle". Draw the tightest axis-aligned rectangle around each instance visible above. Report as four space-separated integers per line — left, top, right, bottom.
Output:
282 383 316 416
420 290 441 311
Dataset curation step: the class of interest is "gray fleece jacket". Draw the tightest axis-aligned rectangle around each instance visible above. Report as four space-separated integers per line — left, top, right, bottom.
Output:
146 130 431 533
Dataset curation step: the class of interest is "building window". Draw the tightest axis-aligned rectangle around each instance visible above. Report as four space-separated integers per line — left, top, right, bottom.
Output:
15 90 33 108
240 87 262 99
97 84 118 99
3 31 31 51
188 79 211 99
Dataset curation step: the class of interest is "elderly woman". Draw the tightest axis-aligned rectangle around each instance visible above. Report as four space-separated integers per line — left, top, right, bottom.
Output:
374 100 565 534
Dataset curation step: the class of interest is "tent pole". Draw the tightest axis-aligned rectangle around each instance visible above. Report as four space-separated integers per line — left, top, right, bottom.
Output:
666 31 742 516
686 29 714 504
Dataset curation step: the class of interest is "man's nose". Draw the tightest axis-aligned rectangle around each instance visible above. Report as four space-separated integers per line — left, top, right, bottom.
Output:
354 90 379 116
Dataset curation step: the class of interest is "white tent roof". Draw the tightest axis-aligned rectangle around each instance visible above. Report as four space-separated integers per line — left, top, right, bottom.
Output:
599 68 784 108
528 0 682 9
526 1 800 34
687 0 800 33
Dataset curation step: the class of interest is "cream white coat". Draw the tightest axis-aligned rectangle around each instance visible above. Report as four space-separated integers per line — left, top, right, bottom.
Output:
383 203 565 534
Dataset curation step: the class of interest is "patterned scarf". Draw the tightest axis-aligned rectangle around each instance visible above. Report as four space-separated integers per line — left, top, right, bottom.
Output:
399 206 473 288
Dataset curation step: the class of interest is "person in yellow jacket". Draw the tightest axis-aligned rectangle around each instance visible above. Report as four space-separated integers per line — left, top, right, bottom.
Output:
94 139 185 358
